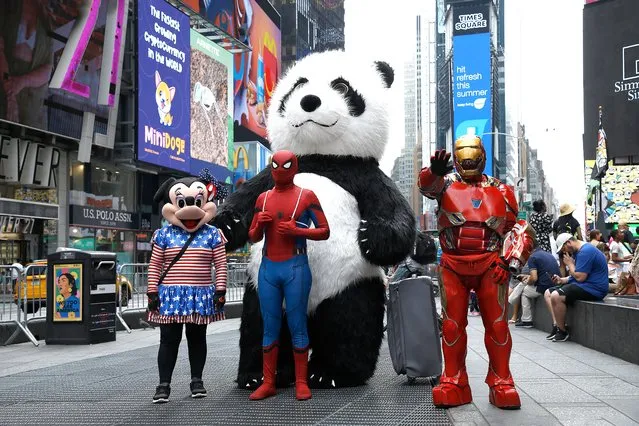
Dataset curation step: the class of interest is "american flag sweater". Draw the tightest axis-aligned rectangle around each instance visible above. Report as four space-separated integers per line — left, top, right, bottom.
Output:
147 224 227 293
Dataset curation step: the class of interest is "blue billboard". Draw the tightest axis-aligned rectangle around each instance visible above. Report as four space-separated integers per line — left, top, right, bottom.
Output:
452 4 493 175
137 0 191 172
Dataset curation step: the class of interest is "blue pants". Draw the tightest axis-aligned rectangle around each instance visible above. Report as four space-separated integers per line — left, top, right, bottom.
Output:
258 255 312 349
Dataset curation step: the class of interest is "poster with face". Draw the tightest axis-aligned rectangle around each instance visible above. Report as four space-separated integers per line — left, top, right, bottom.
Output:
53 264 82 322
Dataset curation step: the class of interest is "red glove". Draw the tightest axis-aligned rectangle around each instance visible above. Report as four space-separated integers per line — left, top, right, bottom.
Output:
256 212 273 224
491 258 511 286
276 219 298 236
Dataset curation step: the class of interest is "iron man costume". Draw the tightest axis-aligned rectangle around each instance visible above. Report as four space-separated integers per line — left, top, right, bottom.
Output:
419 135 534 410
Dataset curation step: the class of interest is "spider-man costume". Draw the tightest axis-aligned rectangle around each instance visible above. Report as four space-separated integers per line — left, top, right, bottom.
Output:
419 135 534 410
247 150 330 401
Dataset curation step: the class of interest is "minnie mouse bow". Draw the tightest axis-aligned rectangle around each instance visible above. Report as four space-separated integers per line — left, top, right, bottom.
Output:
199 169 228 202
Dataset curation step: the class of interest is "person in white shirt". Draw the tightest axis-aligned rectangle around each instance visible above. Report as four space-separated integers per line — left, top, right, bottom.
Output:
609 229 632 294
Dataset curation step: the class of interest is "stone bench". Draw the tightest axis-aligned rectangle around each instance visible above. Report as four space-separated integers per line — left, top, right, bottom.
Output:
530 295 639 364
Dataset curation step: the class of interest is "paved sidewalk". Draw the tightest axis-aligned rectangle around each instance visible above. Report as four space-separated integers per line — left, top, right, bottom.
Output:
1 316 638 425
451 317 639 425
0 318 241 378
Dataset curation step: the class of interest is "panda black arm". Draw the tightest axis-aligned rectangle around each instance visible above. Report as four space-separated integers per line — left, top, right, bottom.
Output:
213 167 274 251
355 168 416 266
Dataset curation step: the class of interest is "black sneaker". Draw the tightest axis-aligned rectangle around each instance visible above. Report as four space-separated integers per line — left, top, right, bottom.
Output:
546 325 559 340
515 321 534 328
190 379 207 398
153 384 170 403
553 329 570 342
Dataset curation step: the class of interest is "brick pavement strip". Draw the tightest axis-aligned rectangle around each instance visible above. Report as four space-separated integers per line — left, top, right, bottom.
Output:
1 316 639 425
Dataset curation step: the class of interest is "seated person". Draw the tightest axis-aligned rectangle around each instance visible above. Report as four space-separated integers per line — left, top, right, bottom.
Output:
596 242 618 292
610 229 634 295
544 233 608 342
515 241 560 328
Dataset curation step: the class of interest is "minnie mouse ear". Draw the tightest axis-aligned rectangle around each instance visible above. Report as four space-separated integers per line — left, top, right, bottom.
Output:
213 179 228 201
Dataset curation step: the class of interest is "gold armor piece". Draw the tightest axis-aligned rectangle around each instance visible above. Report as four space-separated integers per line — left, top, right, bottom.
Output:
454 134 486 180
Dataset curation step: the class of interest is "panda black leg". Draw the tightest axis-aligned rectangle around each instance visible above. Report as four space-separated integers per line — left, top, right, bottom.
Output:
237 284 263 390
307 277 386 389
236 284 295 389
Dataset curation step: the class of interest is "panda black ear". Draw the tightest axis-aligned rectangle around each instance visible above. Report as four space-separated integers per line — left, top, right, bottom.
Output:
374 61 394 88
154 177 176 204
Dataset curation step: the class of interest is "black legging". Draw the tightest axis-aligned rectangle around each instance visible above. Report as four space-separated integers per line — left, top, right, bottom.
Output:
158 323 207 384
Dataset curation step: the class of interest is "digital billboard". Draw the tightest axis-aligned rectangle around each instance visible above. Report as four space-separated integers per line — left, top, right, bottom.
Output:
137 0 191 173
584 0 639 160
0 0 117 139
585 160 639 224
452 3 493 175
233 0 281 141
190 30 234 181
232 141 272 189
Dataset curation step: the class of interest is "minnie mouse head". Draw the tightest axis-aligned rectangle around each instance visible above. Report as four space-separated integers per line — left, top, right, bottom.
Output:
153 169 228 233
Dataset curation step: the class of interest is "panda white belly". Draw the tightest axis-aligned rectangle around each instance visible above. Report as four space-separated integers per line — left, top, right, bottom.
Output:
248 172 384 313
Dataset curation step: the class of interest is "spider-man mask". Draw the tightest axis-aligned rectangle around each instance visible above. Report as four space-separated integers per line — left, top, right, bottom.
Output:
271 150 298 188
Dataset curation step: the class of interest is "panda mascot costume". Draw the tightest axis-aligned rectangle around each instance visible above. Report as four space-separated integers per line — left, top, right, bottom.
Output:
214 51 415 389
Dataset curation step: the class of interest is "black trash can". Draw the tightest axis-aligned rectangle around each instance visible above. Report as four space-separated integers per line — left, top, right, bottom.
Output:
45 249 117 345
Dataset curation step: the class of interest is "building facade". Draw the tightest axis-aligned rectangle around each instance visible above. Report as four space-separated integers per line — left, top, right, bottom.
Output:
273 0 345 74
0 0 271 265
392 14 437 221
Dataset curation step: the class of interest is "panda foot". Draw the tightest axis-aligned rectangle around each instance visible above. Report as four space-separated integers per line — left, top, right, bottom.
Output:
275 368 295 388
237 372 262 390
308 371 338 389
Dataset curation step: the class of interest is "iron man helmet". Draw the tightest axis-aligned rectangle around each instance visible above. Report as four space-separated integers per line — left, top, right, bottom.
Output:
454 134 486 180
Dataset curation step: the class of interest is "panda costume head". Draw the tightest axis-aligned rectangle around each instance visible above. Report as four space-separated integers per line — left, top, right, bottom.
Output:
267 50 394 159
153 170 227 233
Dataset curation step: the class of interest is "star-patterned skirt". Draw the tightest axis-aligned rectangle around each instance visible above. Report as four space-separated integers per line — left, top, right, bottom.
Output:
148 284 225 325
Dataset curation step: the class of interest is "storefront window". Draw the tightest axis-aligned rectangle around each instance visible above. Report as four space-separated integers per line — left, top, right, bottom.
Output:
70 162 135 211
69 160 139 264
0 185 59 263
68 227 136 265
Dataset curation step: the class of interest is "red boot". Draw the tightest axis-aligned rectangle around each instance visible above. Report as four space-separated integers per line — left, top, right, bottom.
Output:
486 369 521 409
249 342 278 400
293 347 312 401
432 369 473 408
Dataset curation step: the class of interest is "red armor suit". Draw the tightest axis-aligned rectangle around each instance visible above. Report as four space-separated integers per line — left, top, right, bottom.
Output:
419 138 534 410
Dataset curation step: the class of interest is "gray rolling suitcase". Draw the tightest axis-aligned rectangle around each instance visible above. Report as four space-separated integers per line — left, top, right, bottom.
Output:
387 276 442 383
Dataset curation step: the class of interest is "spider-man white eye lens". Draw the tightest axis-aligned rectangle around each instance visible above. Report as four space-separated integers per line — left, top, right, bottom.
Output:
272 162 279 169
283 161 292 169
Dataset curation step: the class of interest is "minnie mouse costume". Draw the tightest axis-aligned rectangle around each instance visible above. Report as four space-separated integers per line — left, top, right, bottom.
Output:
147 170 228 403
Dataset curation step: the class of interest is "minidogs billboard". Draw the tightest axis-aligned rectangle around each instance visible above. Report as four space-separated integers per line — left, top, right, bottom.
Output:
137 0 191 172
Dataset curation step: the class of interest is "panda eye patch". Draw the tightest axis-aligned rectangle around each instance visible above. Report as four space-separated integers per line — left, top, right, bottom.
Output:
278 77 309 115
330 77 365 117
332 82 349 94
283 161 292 169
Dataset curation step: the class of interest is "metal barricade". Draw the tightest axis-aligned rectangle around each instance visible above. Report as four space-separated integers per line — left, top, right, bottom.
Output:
116 263 149 333
1 265 40 346
226 262 250 302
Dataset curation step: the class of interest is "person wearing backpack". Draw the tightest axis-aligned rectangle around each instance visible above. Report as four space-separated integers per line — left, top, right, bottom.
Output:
553 204 583 241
